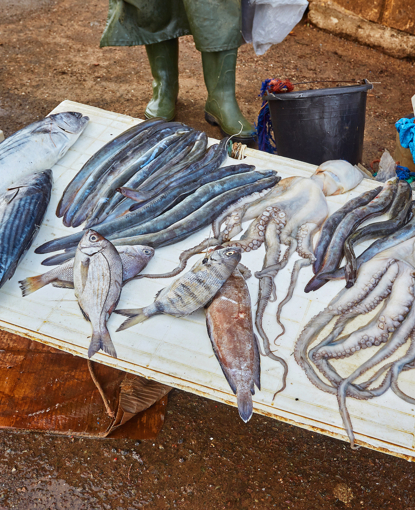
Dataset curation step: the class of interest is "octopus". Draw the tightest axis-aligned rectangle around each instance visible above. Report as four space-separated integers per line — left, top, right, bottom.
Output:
294 236 415 448
138 161 364 393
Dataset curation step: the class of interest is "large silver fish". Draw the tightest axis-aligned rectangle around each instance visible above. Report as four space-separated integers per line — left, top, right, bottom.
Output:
73 230 123 358
116 246 242 330
0 170 52 287
0 112 89 189
19 245 154 296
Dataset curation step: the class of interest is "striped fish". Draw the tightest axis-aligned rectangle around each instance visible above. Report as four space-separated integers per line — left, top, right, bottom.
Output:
0 170 52 288
116 246 242 331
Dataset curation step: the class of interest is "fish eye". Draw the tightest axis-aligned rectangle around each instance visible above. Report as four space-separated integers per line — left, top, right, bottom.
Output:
202 257 208 265
89 234 98 242
144 249 151 255
225 250 235 256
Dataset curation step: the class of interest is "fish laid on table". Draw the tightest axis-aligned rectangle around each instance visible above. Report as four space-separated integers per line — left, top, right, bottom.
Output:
115 246 242 331
69 124 195 228
37 172 280 266
0 112 88 189
305 177 398 293
205 268 260 423
19 245 154 296
73 230 123 358
57 117 165 218
0 170 52 287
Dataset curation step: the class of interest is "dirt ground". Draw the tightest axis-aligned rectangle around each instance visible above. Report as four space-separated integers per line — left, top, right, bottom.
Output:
1 0 415 509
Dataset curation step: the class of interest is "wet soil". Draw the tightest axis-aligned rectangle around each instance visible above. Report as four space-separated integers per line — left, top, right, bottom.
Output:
1 1 415 509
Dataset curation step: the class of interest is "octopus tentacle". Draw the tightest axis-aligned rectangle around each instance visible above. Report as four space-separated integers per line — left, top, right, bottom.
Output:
254 220 288 396
337 301 415 447
390 330 415 404
326 258 397 316
212 187 273 239
224 207 286 253
317 263 414 360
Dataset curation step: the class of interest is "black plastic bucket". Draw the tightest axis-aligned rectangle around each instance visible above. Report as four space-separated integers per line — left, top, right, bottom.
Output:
266 81 373 165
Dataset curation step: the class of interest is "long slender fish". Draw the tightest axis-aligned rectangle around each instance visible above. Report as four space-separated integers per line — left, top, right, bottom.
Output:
343 180 412 287
73 230 123 358
320 202 415 282
205 268 260 423
115 246 242 330
36 170 279 256
57 117 165 217
97 130 208 223
0 113 88 190
40 174 280 266
305 178 398 293
0 170 52 287
19 245 154 296
312 186 382 274
62 121 185 226
70 125 192 227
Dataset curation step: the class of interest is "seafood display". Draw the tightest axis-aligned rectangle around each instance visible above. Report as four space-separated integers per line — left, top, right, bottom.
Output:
36 171 280 264
19 245 154 296
305 178 399 293
295 236 415 448
0 170 52 288
205 268 261 423
74 230 123 359
0 112 88 189
8 104 415 448
115 247 242 331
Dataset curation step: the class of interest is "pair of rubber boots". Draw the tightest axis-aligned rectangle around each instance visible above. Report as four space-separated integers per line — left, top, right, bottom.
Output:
144 39 256 144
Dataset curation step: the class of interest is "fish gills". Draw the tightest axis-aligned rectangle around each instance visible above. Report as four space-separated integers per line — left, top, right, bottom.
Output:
116 246 242 331
205 269 260 423
73 230 123 358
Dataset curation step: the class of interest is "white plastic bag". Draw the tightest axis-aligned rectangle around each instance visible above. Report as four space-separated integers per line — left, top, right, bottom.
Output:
242 0 309 55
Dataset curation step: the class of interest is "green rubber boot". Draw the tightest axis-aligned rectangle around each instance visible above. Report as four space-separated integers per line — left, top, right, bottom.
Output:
202 49 256 144
144 39 179 122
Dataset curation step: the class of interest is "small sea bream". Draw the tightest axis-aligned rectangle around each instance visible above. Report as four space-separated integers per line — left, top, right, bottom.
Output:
116 246 242 331
73 230 123 358
19 245 154 296
205 268 260 423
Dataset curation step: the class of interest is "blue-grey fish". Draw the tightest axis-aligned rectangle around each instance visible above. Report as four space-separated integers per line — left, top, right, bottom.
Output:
116 246 242 331
0 112 89 189
73 230 123 358
19 245 154 296
0 170 52 287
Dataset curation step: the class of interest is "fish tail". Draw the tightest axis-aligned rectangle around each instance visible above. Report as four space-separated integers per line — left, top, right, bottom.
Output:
18 275 47 296
88 326 117 359
115 308 148 331
236 387 254 423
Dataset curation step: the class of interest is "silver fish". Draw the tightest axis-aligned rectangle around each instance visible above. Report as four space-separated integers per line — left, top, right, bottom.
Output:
116 246 242 331
73 230 123 358
0 112 89 189
19 245 154 296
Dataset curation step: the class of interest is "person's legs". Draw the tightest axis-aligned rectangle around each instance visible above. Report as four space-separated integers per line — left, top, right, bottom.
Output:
144 38 179 121
202 48 255 142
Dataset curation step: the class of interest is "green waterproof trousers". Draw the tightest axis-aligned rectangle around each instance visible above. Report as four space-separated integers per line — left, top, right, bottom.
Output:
100 0 242 52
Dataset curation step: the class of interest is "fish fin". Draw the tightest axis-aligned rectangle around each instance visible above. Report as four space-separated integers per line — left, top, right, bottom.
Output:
253 334 261 391
115 308 148 331
52 281 74 289
88 326 117 358
4 188 19 204
80 258 90 292
236 387 254 423
154 288 165 300
18 275 46 296
78 305 90 322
